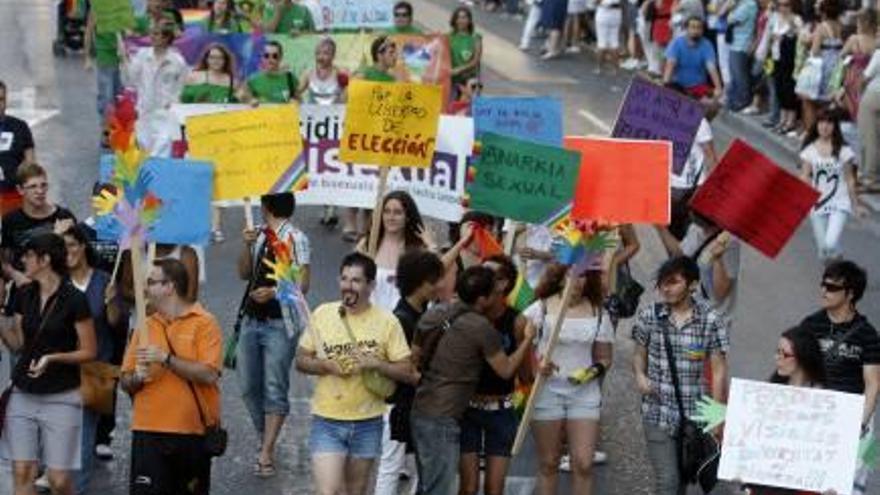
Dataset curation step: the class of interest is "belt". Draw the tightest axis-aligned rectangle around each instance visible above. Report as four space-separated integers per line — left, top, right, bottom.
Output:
469 396 513 411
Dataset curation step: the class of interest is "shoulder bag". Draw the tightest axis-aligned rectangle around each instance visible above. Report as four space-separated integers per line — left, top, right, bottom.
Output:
660 316 720 493
339 308 397 400
605 262 644 319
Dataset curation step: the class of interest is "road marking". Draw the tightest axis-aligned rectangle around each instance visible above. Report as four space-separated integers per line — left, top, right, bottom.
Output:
578 109 611 134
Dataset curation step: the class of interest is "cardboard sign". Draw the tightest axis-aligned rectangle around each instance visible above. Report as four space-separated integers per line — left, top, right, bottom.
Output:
472 96 563 145
96 156 214 245
467 132 581 224
612 77 704 175
317 0 393 29
340 80 442 167
567 136 670 224
185 105 304 201
296 104 470 221
92 0 136 33
690 139 819 258
719 378 863 494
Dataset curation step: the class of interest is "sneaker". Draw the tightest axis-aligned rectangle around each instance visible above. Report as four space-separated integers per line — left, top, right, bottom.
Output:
35 474 50 490
620 58 638 70
558 454 571 472
518 43 530 51
593 450 608 464
95 443 114 460
565 45 582 54
740 106 760 115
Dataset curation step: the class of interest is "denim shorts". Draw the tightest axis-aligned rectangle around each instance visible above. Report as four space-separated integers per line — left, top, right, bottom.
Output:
532 387 601 421
459 407 518 457
309 415 384 459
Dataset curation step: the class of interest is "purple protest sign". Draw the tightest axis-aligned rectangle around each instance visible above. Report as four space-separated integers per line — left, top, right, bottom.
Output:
611 77 704 175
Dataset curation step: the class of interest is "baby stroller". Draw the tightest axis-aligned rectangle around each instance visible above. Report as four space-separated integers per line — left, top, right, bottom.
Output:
52 0 87 56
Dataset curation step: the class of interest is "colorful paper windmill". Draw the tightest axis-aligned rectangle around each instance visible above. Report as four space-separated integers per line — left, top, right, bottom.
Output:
550 218 617 274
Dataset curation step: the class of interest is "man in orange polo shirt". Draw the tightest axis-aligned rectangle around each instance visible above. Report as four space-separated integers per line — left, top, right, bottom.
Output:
120 258 223 495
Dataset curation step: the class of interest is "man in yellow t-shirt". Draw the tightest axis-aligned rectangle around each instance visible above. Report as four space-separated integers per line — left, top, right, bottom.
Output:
296 252 414 495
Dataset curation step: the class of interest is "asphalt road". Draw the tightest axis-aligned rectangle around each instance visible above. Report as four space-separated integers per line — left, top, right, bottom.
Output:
2 0 880 493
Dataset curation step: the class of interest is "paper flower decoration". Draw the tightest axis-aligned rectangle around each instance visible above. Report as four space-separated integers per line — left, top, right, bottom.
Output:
692 396 727 433
550 218 617 274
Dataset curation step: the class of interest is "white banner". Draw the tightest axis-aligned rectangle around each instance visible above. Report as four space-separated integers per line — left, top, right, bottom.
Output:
296 104 471 222
719 378 864 494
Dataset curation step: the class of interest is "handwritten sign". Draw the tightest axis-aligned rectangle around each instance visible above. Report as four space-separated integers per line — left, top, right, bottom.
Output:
92 0 136 33
96 156 214 245
473 96 563 145
340 80 442 167
567 136 670 224
185 105 304 201
317 0 393 29
467 132 580 224
719 378 863 494
295 105 471 221
612 77 704 175
690 139 819 258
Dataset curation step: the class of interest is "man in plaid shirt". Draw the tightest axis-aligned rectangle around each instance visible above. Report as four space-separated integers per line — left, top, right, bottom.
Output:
632 256 729 495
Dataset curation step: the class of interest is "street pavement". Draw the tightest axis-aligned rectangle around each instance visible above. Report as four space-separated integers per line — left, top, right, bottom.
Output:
1 0 880 493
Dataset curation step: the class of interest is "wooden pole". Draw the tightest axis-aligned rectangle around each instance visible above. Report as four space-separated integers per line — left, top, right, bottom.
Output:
511 272 578 456
130 234 149 344
108 249 124 287
243 196 254 230
503 221 520 255
367 167 390 257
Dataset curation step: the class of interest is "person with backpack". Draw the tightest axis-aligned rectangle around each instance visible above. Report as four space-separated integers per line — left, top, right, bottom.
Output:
241 41 299 104
410 266 535 495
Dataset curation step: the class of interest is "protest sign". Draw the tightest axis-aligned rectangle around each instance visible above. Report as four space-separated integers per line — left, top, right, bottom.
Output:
612 77 704 175
690 139 818 258
719 378 863 494
340 80 442 167
96 156 214 245
467 132 580 224
567 136 670 224
92 0 136 33
295 104 470 222
473 96 563 145
186 105 304 201
317 0 393 29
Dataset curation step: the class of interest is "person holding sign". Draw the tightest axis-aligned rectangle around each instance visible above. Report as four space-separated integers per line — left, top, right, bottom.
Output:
263 0 315 34
799 260 880 495
449 7 483 92
389 1 422 34
799 109 867 261
523 263 614 495
241 41 300 104
356 36 400 83
632 256 729 495
181 44 239 104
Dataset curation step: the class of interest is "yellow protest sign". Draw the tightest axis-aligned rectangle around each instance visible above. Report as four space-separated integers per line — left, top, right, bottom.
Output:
185 105 304 201
340 80 442 168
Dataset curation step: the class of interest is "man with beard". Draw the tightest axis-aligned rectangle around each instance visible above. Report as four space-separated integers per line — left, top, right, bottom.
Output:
296 252 416 495
663 16 724 101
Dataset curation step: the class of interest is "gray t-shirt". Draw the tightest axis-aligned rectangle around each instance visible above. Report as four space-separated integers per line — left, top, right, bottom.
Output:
412 302 503 419
680 225 740 318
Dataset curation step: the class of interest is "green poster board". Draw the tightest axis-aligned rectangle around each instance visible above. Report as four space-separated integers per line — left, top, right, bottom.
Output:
92 0 136 34
467 132 581 224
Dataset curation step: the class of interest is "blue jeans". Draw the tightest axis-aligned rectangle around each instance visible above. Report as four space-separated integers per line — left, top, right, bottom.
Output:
96 66 121 122
726 49 752 111
77 408 99 494
309 415 384 459
236 317 297 435
411 412 461 495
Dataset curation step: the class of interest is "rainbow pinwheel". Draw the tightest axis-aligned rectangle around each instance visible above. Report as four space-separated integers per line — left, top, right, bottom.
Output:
550 218 617 274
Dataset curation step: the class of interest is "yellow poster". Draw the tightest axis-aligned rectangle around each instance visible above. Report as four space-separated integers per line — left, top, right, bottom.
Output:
340 80 442 168
185 105 304 201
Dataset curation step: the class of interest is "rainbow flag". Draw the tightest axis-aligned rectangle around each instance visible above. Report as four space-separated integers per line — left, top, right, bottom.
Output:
270 155 309 193
507 272 535 312
181 9 210 28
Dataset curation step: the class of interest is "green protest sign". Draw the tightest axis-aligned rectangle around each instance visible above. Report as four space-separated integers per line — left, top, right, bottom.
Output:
467 132 581 224
92 0 136 34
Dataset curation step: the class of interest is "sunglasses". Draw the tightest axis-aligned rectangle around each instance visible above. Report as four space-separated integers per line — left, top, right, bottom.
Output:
394 11 410 17
469 83 483 90
775 348 795 359
262 52 281 59
820 281 846 292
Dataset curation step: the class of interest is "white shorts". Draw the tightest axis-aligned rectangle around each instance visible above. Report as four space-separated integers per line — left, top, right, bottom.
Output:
595 7 623 49
1 388 83 470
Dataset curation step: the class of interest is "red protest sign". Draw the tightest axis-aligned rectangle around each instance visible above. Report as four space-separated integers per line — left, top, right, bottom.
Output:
567 136 671 224
690 139 819 258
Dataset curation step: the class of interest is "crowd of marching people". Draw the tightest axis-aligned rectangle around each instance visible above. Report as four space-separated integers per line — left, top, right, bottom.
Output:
1 0 880 494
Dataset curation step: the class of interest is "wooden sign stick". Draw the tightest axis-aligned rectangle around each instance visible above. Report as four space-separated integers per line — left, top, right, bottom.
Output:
243 196 254 230
368 167 391 257
511 272 577 455
503 221 520 255
130 234 149 343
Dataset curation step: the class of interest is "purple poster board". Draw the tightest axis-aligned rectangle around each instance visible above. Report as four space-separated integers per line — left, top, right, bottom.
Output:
611 77 704 175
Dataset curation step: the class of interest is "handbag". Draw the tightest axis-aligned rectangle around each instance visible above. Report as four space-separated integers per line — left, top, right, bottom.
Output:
660 316 720 493
80 361 120 415
795 56 823 100
160 328 227 457
605 262 644 319
339 308 397 400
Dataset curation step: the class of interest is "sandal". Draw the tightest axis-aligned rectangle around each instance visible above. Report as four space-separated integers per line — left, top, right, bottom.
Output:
254 461 276 478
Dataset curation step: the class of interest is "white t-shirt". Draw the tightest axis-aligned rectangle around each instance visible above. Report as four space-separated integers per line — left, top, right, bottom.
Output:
671 118 713 190
371 267 400 312
800 144 856 215
524 301 615 399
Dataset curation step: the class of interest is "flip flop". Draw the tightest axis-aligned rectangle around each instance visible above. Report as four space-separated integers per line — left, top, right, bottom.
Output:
254 461 276 478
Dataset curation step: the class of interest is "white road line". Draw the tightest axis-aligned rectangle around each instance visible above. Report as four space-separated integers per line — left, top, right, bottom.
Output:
578 109 611 134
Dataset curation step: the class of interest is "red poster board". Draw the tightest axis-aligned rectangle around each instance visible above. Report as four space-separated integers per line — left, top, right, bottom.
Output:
567 136 671 224
690 139 819 258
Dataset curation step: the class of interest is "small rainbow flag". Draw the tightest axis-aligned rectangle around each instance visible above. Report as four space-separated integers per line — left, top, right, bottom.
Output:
507 272 535 312
270 154 309 193
180 9 210 28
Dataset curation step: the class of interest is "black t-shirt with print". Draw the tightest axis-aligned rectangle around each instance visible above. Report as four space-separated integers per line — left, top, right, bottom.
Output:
0 115 34 192
1 206 77 267
801 310 880 394
12 280 92 394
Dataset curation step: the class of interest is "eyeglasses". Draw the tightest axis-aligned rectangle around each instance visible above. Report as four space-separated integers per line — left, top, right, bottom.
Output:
262 52 281 60
469 82 483 90
146 278 168 286
775 348 795 359
22 182 49 191
820 281 846 292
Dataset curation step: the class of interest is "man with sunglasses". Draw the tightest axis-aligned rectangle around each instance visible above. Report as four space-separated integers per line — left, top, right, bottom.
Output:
243 41 300 104
388 1 422 34
800 260 880 495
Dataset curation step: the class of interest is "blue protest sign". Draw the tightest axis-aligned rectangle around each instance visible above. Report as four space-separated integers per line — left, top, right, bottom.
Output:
472 96 563 146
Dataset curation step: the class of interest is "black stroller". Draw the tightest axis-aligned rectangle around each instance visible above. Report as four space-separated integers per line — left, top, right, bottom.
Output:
52 0 87 56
